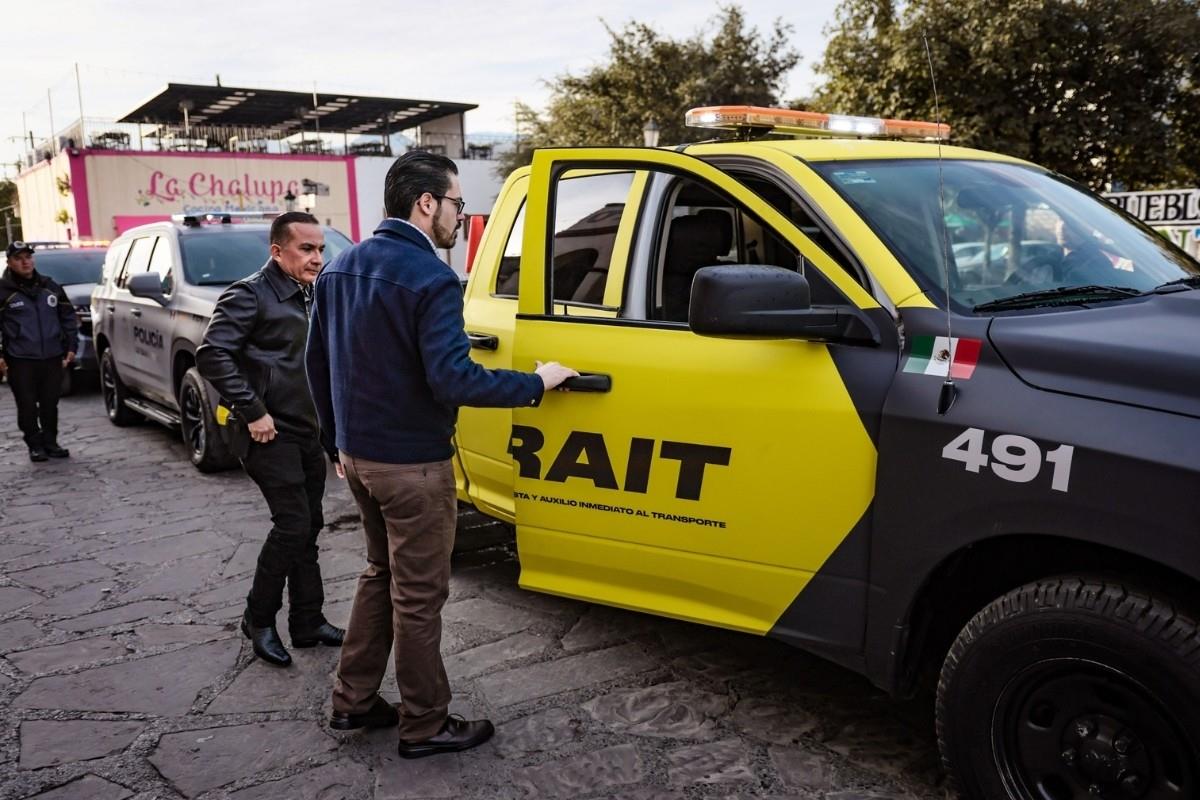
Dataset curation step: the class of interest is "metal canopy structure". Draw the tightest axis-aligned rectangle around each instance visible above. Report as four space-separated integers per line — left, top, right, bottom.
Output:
117 83 476 136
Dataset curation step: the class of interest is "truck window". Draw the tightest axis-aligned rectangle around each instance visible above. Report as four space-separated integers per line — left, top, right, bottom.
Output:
500 172 636 306
648 175 848 323
730 172 867 289
119 236 155 289
102 241 132 286
494 202 526 298
146 237 175 295
548 171 635 310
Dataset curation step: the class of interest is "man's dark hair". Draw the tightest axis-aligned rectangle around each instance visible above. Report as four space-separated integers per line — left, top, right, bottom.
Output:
383 151 458 219
270 211 320 245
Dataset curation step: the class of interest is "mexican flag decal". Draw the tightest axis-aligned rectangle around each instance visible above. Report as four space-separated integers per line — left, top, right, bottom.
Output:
904 335 982 379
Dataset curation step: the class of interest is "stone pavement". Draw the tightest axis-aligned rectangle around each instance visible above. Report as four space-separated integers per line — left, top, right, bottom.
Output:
0 389 954 800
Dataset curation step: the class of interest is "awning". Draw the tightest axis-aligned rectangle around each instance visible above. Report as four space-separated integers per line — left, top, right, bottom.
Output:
117 83 476 136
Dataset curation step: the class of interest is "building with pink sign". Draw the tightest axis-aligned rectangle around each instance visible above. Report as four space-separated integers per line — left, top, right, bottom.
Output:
14 82 503 271
19 148 360 241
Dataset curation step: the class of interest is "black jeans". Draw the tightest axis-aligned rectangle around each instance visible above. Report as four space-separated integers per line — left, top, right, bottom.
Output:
6 356 63 449
242 434 328 631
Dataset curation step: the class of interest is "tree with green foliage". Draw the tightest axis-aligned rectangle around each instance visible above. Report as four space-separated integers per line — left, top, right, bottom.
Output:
497 5 800 176
816 0 1200 190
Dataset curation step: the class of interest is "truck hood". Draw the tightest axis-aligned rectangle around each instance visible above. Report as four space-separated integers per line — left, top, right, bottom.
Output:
168 284 226 320
186 285 226 304
62 283 97 307
989 289 1200 419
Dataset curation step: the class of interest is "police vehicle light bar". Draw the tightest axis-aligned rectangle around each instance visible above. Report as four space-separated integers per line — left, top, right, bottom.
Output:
171 212 279 227
685 105 950 140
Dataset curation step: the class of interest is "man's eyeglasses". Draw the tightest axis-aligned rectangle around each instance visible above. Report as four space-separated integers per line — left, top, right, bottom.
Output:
431 193 466 215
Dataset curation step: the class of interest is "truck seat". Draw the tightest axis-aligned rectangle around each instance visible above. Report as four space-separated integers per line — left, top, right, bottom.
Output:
661 214 730 322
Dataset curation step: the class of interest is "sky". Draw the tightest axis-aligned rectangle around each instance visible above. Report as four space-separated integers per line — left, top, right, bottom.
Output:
0 0 842 172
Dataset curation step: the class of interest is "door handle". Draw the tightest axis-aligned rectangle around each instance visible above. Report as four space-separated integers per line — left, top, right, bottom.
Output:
130 308 142 317
467 332 499 351
105 304 116 312
559 372 612 392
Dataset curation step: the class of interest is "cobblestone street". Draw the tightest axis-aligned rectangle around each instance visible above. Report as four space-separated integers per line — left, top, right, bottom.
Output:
0 388 952 800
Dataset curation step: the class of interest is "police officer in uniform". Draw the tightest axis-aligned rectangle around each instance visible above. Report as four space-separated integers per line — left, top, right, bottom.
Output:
0 242 79 461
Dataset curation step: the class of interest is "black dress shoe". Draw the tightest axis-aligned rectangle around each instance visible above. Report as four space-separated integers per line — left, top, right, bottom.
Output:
290 621 345 648
397 715 495 759
329 695 399 731
43 443 70 458
28 447 48 462
240 613 292 667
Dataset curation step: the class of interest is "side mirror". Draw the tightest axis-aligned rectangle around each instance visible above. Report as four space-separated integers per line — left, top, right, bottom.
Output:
688 265 878 344
127 272 168 306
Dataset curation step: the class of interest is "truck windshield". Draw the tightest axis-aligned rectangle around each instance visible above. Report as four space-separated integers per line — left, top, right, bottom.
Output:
180 227 353 286
33 249 105 286
810 159 1200 311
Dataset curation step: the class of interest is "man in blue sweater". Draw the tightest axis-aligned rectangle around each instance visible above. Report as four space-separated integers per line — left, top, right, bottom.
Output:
307 151 575 757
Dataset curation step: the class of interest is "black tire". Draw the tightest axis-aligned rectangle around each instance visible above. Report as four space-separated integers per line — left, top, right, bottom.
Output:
100 349 139 426
178 367 237 472
937 576 1200 800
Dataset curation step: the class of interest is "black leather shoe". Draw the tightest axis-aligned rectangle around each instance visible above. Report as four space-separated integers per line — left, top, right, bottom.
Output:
241 613 292 667
329 696 399 731
397 715 495 759
43 443 70 458
28 447 48 462
291 621 345 648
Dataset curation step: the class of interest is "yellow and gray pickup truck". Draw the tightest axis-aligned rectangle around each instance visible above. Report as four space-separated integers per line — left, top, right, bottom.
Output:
453 105 1200 799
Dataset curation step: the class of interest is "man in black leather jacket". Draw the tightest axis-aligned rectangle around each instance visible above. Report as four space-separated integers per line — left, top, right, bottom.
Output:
197 212 345 667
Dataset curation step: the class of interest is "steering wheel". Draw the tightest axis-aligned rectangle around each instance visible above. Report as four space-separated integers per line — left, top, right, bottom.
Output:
1007 256 1061 287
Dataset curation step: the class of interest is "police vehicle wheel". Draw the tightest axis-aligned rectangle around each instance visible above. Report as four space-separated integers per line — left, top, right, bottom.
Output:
936 576 1200 800
179 368 237 473
100 350 138 426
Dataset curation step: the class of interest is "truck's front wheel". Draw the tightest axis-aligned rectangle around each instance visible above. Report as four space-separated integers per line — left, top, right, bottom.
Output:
937 576 1199 800
100 350 138 426
179 368 237 473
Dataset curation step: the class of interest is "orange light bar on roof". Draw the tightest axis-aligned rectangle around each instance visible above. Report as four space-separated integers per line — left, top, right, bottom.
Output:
685 105 950 140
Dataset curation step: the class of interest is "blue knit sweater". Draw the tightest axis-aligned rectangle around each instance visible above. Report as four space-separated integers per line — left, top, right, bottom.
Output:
306 219 543 464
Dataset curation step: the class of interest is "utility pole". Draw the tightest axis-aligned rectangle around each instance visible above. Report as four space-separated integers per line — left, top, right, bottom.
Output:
47 89 56 155
179 100 194 150
312 82 320 138
74 63 85 147
513 101 523 158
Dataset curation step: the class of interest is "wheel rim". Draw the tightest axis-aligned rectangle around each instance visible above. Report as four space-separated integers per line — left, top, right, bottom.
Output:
181 382 205 458
101 357 118 416
993 658 1194 799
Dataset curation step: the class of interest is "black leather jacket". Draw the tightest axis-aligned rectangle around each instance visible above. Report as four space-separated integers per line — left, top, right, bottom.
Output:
197 260 321 443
